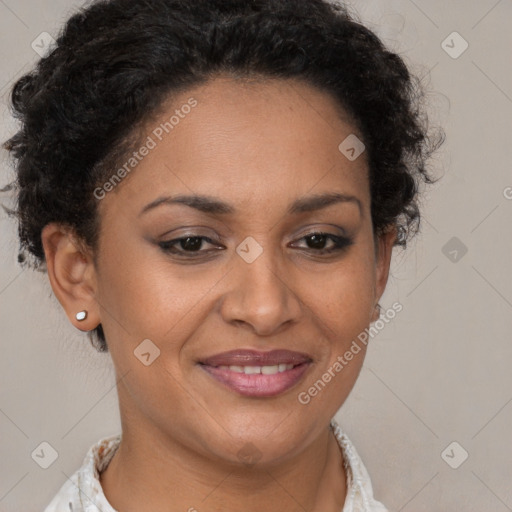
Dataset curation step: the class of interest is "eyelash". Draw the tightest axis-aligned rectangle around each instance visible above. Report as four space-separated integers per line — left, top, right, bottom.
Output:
158 232 354 258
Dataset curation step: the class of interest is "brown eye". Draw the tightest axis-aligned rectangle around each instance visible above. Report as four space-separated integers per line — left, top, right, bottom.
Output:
292 232 354 254
159 236 222 256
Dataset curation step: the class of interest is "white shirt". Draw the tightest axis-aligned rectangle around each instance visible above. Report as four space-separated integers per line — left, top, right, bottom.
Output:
44 419 389 512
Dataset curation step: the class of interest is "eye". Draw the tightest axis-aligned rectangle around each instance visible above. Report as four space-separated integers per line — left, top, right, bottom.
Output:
290 232 354 255
158 232 354 260
159 236 223 257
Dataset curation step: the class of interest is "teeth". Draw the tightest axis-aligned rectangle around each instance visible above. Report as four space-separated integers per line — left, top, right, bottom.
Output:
244 366 261 374
261 365 279 375
217 364 295 374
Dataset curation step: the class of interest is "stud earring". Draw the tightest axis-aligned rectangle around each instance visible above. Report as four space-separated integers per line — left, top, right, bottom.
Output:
76 311 88 321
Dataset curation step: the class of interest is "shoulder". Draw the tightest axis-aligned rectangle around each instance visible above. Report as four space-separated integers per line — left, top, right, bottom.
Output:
43 434 121 512
44 474 80 511
330 418 392 512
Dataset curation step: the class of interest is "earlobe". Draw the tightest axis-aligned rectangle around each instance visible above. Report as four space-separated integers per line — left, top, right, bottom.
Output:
370 303 382 323
41 223 100 332
372 225 397 317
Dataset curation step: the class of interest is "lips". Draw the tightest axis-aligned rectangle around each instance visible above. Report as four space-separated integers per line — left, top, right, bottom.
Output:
200 349 312 367
198 349 313 397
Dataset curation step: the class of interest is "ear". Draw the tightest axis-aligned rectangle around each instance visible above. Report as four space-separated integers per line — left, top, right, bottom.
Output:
370 225 397 323
41 223 100 332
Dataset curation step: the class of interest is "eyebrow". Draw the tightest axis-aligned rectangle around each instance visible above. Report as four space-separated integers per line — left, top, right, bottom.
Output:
139 192 362 217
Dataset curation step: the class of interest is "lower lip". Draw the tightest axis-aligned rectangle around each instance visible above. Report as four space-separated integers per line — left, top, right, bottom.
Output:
199 362 311 397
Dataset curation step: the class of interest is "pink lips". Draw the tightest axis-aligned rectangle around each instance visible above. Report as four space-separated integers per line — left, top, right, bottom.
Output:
201 349 312 367
199 349 312 398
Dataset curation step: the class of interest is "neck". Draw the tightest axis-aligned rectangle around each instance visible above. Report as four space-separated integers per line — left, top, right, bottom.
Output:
100 419 347 512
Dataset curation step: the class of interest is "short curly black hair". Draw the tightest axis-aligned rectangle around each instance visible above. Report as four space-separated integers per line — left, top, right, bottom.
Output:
2 0 444 352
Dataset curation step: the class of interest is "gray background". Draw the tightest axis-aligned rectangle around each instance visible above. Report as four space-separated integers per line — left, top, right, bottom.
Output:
1 0 511 510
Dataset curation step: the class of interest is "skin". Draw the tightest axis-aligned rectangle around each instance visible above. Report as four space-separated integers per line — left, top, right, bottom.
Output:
42 75 396 512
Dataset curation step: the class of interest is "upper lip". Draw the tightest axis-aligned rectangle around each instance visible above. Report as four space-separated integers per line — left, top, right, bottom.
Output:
200 349 312 367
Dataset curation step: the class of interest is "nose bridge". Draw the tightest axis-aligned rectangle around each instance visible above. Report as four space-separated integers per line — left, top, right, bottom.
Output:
239 243 283 294
220 236 301 334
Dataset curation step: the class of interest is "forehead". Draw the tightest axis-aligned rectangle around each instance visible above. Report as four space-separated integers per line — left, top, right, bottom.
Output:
103 75 370 215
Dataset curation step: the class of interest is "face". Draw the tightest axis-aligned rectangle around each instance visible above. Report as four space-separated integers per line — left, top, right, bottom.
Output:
47 76 395 466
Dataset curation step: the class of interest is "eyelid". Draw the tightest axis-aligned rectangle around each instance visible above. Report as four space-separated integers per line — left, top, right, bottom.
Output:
157 225 220 239
158 230 354 260
158 224 348 245
289 224 349 242
289 232 353 250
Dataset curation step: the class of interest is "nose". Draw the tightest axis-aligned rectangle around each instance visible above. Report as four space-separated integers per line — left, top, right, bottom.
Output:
219 243 303 336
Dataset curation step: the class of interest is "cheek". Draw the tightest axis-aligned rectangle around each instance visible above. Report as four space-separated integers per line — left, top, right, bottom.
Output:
313 247 376 334
97 224 376 357
94 243 233 387
305 244 376 384
298 263 373 415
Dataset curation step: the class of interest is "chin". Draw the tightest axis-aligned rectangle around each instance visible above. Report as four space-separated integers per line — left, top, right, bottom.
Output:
195 413 315 466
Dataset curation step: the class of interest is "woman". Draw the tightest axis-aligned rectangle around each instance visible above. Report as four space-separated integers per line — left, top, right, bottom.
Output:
3 0 444 510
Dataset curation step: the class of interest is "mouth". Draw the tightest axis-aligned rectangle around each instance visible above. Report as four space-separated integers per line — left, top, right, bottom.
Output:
198 349 313 398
